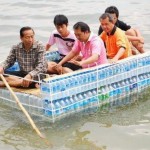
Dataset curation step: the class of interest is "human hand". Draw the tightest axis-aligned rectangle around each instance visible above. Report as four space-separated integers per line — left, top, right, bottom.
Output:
137 37 144 51
108 58 118 64
0 66 4 74
139 36 144 44
68 60 83 66
72 55 82 61
22 74 32 87
55 64 63 75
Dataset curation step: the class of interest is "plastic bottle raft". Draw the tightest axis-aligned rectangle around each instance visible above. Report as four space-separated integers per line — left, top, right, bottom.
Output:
1 51 150 122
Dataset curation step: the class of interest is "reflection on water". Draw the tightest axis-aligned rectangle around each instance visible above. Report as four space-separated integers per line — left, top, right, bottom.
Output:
0 88 150 150
0 0 150 149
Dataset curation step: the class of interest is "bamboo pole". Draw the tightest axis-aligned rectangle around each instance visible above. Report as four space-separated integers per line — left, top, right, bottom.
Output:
0 74 45 138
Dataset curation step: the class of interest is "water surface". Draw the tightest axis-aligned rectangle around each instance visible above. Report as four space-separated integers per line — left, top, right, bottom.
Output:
0 0 150 149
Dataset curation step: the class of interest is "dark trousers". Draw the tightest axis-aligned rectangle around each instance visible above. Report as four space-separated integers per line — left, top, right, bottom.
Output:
4 70 36 88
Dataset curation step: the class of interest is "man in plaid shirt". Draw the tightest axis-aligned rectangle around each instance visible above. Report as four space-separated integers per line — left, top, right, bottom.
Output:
0 26 47 88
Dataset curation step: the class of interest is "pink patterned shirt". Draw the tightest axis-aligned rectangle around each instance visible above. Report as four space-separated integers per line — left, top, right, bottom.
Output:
47 30 76 55
72 33 108 68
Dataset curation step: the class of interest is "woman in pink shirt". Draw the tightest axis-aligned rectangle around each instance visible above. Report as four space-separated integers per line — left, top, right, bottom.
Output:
55 22 108 74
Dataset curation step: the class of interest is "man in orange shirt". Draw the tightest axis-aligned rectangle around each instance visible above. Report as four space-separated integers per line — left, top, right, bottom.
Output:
99 13 132 63
98 6 145 55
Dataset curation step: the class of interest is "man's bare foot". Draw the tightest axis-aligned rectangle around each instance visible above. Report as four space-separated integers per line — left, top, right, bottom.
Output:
132 49 137 55
0 81 5 87
35 83 40 88
49 74 58 77
136 42 145 53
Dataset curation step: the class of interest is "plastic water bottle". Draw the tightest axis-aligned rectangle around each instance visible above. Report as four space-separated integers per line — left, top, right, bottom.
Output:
85 72 91 83
124 79 130 95
80 92 89 107
54 101 62 116
116 65 121 74
76 74 83 85
73 77 79 86
77 93 84 108
130 60 136 70
13 62 20 71
44 107 52 116
77 93 83 100
83 90 93 105
102 86 109 103
91 72 96 82
69 96 75 111
81 74 87 84
98 69 105 80
52 51 57 60
44 101 54 116
147 73 150 85
65 97 73 112
47 52 52 61
108 84 114 102
60 80 66 91
55 51 61 60
41 82 50 94
65 79 70 90
87 90 96 104
116 82 122 96
67 97 75 111
91 89 98 104
59 99 66 113
51 82 56 93
43 99 49 108
111 83 119 100
139 74 146 88
130 76 138 92
138 58 143 67
54 52 58 61
73 95 80 111
124 63 130 72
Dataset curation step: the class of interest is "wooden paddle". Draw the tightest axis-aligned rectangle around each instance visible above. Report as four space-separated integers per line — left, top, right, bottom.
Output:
0 74 45 138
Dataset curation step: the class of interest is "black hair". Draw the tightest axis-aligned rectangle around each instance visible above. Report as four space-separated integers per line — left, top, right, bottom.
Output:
99 13 114 23
105 6 119 18
20 26 34 37
53 14 68 26
73 22 90 32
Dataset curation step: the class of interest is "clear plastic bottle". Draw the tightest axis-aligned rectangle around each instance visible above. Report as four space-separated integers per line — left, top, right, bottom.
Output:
44 100 53 116
54 101 62 116
108 84 114 102
91 72 96 82
73 95 80 111
91 89 98 104
124 79 130 96
77 93 84 108
59 99 66 113
60 80 66 91
86 90 96 104
65 97 73 112
69 96 75 111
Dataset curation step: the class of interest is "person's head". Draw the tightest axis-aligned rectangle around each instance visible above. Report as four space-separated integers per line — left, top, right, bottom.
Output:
105 6 119 24
53 14 69 37
99 13 114 33
73 22 91 42
20 26 35 48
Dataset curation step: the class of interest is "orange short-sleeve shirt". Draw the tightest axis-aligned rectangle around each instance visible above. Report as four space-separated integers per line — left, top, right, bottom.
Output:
100 27 131 59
